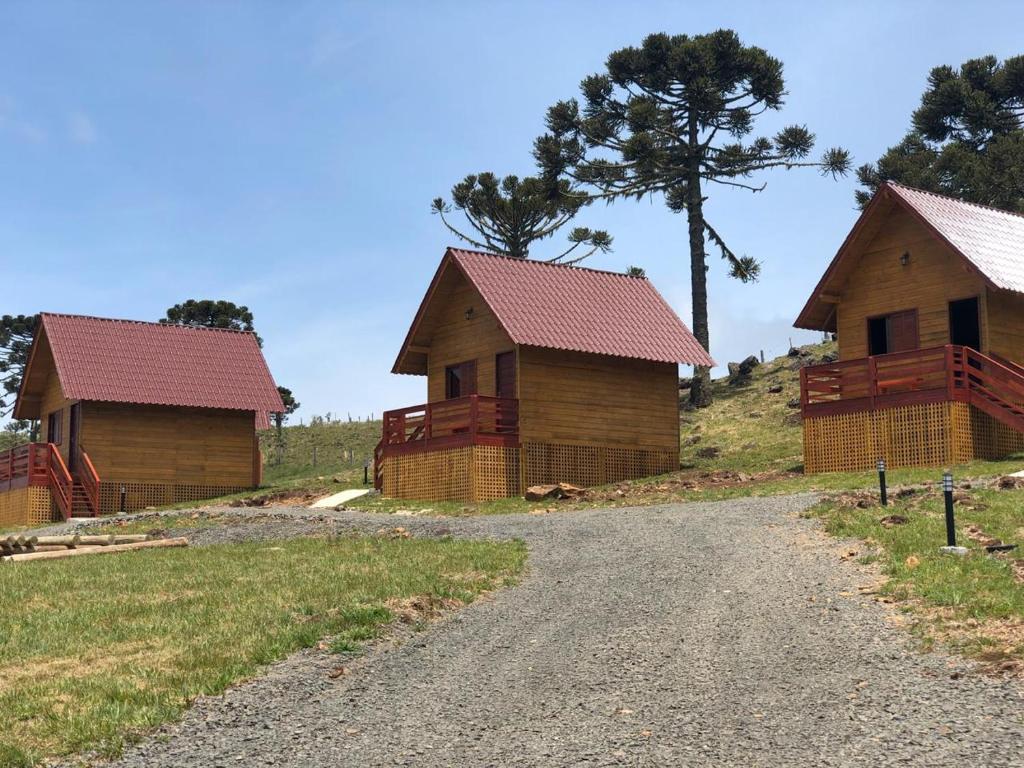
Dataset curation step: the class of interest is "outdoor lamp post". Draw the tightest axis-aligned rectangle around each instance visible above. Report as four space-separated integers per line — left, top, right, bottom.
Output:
940 471 968 555
877 458 887 507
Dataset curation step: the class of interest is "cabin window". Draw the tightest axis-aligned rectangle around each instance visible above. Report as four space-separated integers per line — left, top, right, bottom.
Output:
445 360 477 399
867 310 919 355
46 410 62 445
949 297 981 351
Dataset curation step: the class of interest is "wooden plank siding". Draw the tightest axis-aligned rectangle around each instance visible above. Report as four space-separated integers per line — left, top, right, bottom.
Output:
517 346 679 451
79 402 257 486
835 208 988 361
37 339 73 463
425 275 516 403
985 287 1024 362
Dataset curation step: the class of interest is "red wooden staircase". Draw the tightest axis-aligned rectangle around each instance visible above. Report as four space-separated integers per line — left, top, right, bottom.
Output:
956 347 1024 434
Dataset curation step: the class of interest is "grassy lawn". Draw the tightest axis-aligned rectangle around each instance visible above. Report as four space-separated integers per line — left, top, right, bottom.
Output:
0 535 525 766
809 486 1024 666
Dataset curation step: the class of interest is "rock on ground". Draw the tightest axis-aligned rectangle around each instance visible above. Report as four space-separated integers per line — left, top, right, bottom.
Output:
84 497 1024 767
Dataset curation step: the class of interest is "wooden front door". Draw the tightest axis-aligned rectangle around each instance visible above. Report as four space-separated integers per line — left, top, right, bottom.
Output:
495 351 516 433
888 310 919 353
68 402 81 471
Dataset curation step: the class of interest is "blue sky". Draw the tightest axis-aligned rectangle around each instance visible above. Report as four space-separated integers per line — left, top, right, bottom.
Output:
3 1 1023 422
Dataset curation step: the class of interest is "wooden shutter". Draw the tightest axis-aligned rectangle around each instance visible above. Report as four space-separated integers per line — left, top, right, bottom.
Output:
888 310 919 353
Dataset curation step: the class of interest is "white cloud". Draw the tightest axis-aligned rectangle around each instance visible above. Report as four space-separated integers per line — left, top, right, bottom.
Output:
68 111 97 144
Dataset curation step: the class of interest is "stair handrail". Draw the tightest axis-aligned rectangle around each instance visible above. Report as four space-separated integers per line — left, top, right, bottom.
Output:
962 347 1024 403
46 444 73 520
75 444 101 517
373 438 384 491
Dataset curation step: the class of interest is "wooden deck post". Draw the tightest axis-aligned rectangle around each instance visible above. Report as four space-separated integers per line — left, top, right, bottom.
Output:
867 356 878 409
945 345 955 399
469 395 479 437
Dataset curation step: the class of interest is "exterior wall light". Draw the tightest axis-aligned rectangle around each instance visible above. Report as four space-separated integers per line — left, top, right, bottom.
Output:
899 251 910 266
465 307 475 320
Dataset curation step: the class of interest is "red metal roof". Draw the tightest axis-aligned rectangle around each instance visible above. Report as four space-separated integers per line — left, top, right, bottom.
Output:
33 313 285 413
396 248 714 369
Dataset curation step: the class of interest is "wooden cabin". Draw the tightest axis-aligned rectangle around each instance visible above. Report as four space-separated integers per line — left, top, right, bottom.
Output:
0 313 284 526
375 247 714 501
795 182 1024 472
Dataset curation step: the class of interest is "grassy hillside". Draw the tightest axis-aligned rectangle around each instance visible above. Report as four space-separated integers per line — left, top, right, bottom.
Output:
679 341 834 473
259 418 381 484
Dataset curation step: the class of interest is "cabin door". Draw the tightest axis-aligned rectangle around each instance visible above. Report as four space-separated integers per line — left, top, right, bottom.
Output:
495 351 516 399
949 297 981 352
495 351 516 433
68 403 81 471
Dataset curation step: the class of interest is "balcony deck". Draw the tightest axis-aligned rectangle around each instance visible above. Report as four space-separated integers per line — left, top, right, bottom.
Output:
799 345 971 418
379 395 518 455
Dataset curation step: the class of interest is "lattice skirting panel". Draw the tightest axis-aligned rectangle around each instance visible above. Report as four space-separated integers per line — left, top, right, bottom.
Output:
802 401 1024 473
97 482 251 514
0 486 56 527
381 445 521 502
522 442 678 488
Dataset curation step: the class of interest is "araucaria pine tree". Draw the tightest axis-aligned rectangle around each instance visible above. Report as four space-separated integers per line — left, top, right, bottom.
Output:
857 54 1024 211
535 30 850 406
432 172 612 264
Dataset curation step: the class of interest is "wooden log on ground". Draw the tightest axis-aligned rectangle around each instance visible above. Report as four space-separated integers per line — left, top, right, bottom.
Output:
33 535 82 547
1 538 187 563
70 534 150 546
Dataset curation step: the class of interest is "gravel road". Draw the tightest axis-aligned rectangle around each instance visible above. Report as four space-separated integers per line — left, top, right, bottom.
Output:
97 495 1023 767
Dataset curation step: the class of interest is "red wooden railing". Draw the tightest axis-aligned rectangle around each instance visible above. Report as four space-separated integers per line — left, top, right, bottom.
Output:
47 446 74 520
801 345 1024 434
378 395 518 460
75 444 101 517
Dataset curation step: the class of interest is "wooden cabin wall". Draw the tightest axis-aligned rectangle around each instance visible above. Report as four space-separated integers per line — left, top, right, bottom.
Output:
835 208 987 360
517 346 679 451
425 278 515 403
985 287 1024 363
79 403 256 486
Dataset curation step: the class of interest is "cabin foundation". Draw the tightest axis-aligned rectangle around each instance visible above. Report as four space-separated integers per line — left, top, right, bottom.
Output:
0 486 54 528
803 401 1024 473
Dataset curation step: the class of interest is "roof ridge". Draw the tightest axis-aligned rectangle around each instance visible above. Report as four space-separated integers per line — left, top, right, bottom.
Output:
886 181 1024 220
40 312 260 337
447 247 648 280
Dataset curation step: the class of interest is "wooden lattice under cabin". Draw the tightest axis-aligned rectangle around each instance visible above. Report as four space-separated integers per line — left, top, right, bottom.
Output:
97 482 251 515
521 442 677 489
381 445 520 502
804 399 1024 474
0 487 56 528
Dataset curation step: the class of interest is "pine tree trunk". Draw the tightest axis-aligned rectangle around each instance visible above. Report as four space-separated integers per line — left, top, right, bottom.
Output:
685 118 712 408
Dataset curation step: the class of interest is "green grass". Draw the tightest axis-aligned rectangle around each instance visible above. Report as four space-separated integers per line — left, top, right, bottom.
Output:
808 487 1024 661
0 535 525 765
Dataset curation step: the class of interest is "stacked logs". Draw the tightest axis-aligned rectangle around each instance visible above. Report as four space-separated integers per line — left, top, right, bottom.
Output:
1 534 187 562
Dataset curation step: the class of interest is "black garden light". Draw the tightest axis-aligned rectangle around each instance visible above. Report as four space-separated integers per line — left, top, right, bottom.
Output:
943 472 956 547
940 471 968 555
877 458 887 506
